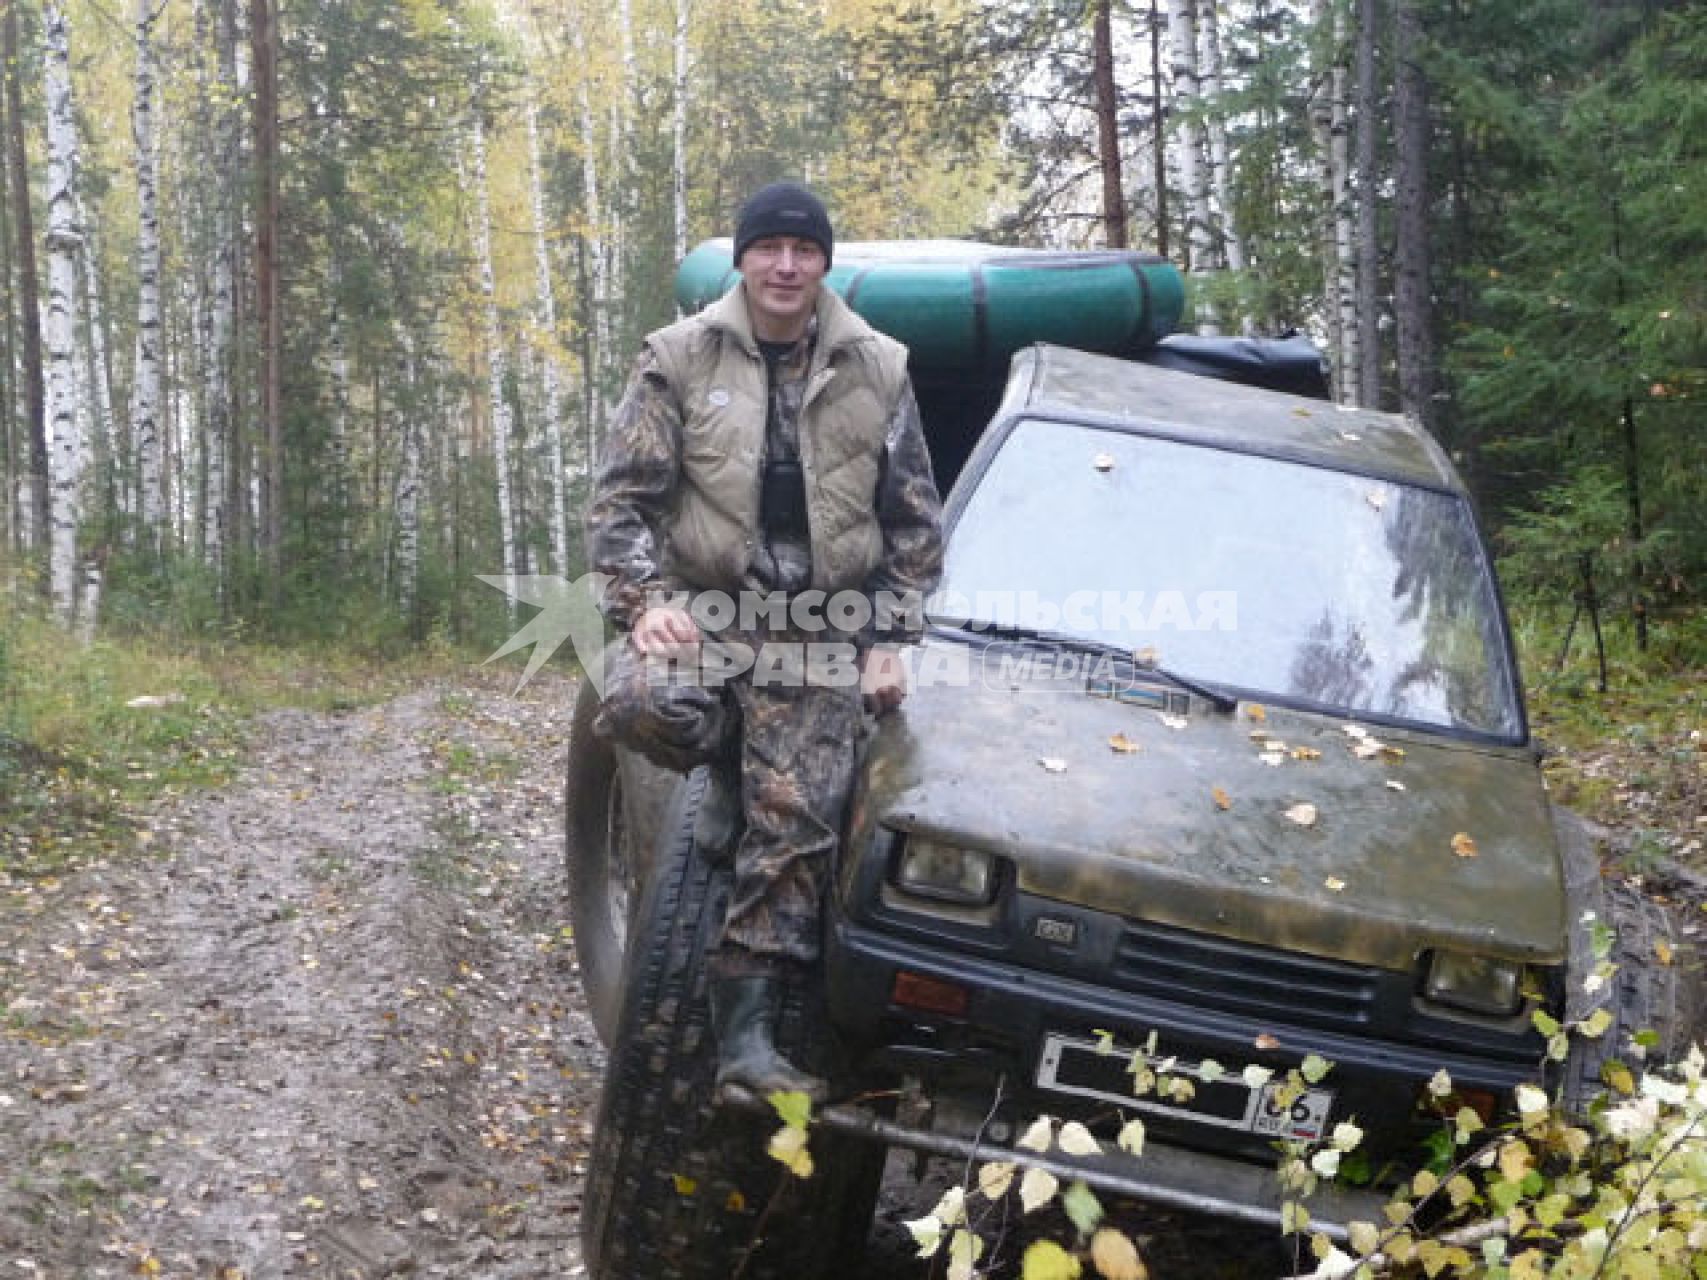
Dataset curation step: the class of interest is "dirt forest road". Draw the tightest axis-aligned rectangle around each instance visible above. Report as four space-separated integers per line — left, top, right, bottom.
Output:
1 676 605 1278
0 676 1273 1280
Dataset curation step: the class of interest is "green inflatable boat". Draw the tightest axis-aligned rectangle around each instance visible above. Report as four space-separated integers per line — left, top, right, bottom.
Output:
675 239 1185 373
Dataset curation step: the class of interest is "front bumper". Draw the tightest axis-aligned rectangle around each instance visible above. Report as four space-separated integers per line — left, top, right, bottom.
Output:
824 915 1542 1228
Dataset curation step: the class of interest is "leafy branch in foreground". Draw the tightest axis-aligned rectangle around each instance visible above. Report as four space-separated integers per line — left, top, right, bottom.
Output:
761 892 1703 1279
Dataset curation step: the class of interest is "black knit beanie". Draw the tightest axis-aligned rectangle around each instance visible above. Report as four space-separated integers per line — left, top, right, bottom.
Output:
733 181 834 267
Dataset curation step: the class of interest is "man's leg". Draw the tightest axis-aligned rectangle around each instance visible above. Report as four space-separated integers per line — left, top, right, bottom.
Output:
710 662 862 1099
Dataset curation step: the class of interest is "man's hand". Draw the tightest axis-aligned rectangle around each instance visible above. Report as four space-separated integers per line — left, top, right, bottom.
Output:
859 646 908 717
632 605 702 657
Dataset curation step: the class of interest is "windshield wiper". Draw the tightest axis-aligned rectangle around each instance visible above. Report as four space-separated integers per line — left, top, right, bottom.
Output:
930 616 1240 714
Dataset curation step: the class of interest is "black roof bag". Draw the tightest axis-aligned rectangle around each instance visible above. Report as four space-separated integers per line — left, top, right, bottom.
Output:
1136 333 1332 401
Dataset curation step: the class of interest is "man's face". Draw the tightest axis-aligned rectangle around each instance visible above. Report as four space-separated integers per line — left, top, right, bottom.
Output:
738 235 828 341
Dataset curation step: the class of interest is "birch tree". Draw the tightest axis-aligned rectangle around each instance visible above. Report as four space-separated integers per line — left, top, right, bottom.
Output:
75 197 116 520
208 0 241 575
5 0 46 550
1197 0 1241 273
1309 0 1355 398
525 94 569 575
132 0 166 539
470 114 516 610
576 31 609 468
1169 0 1216 288
43 3 84 622
672 0 691 266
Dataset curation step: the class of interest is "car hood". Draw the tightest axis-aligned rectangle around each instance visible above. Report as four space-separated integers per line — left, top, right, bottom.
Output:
858 645 1566 972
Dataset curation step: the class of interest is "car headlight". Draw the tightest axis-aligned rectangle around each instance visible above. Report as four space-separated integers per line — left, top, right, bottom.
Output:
892 836 998 906
1424 950 1525 1017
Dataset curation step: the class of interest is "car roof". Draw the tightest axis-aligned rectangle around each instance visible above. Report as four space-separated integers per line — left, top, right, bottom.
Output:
1010 343 1462 492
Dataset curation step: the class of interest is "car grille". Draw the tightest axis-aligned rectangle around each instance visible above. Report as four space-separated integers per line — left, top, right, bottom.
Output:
1112 919 1389 1032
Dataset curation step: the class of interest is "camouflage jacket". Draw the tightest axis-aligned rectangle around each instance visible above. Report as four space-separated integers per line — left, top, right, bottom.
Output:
585 285 944 648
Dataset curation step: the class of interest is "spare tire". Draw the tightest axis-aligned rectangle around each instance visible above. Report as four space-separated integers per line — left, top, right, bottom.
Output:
565 676 635 1043
581 773 885 1279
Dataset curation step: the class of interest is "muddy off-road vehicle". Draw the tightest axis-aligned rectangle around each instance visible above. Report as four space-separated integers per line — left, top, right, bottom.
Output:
565 243 1698 1278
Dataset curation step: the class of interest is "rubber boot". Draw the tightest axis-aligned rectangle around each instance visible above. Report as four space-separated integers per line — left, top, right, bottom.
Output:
711 976 827 1102
693 762 742 865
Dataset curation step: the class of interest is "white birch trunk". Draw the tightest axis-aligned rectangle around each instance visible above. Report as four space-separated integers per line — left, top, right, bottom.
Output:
76 561 102 644
614 0 634 329
131 0 165 535
577 57 608 469
525 96 570 576
672 0 690 267
43 4 84 624
203 0 239 575
172 271 198 545
1168 0 1217 331
472 116 517 611
1310 0 1356 401
1197 0 1243 273
75 198 116 514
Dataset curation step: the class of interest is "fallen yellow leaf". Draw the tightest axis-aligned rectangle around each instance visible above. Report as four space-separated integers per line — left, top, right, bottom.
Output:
1451 832 1479 858
1108 733 1142 755
1245 704 1268 723
1324 876 1347 892
766 1124 814 1178
1090 1227 1149 1280
1212 785 1232 811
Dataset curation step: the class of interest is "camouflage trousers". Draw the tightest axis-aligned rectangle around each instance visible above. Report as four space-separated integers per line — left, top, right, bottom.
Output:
596 629 864 977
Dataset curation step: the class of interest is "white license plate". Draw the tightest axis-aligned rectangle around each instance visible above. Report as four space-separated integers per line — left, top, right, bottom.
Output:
1036 1033 1335 1143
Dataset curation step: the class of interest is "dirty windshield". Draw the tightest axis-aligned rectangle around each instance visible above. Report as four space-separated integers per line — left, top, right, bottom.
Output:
933 418 1522 739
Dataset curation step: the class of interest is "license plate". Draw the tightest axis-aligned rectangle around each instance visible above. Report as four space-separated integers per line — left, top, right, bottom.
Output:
1036 1034 1334 1143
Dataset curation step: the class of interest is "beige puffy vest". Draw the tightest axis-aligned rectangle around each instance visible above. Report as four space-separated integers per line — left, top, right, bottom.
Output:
647 283 910 593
